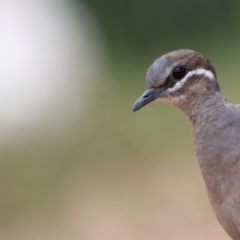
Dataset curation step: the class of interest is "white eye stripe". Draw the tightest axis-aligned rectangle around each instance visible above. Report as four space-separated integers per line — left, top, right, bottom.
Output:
168 68 214 93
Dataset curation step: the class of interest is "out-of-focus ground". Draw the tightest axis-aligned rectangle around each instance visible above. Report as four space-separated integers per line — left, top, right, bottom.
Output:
0 155 231 240
0 0 239 239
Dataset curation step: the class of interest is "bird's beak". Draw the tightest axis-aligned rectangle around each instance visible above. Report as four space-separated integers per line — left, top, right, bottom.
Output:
132 88 162 112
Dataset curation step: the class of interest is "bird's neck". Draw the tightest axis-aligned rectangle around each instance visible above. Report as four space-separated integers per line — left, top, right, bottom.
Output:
179 91 232 205
179 90 228 163
179 90 227 127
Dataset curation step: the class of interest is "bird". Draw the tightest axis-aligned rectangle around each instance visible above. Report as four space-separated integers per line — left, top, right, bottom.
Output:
132 49 240 240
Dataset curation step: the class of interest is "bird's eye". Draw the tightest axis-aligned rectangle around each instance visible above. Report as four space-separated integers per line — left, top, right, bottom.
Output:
172 66 187 80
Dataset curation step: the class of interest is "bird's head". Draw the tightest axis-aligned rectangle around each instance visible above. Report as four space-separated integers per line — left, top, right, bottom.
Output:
132 49 220 112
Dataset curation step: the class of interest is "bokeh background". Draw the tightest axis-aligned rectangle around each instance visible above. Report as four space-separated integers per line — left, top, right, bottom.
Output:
0 0 239 239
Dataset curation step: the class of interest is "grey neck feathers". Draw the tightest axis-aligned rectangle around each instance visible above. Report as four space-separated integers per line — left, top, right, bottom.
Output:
180 90 227 127
178 87 232 203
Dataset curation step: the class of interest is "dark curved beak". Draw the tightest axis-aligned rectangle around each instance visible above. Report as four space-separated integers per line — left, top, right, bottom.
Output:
132 88 162 112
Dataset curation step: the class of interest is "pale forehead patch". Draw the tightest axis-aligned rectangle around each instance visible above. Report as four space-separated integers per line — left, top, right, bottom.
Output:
146 56 172 88
168 68 214 93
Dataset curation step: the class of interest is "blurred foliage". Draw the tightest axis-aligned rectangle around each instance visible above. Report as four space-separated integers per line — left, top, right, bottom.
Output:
79 0 239 52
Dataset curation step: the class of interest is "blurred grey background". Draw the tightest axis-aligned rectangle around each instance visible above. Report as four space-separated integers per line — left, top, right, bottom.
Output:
0 0 239 239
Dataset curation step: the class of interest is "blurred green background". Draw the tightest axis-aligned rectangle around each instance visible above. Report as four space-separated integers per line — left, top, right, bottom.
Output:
1 0 240 239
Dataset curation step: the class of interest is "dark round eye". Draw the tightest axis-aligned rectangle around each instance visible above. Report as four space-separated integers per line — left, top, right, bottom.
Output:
172 66 187 80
